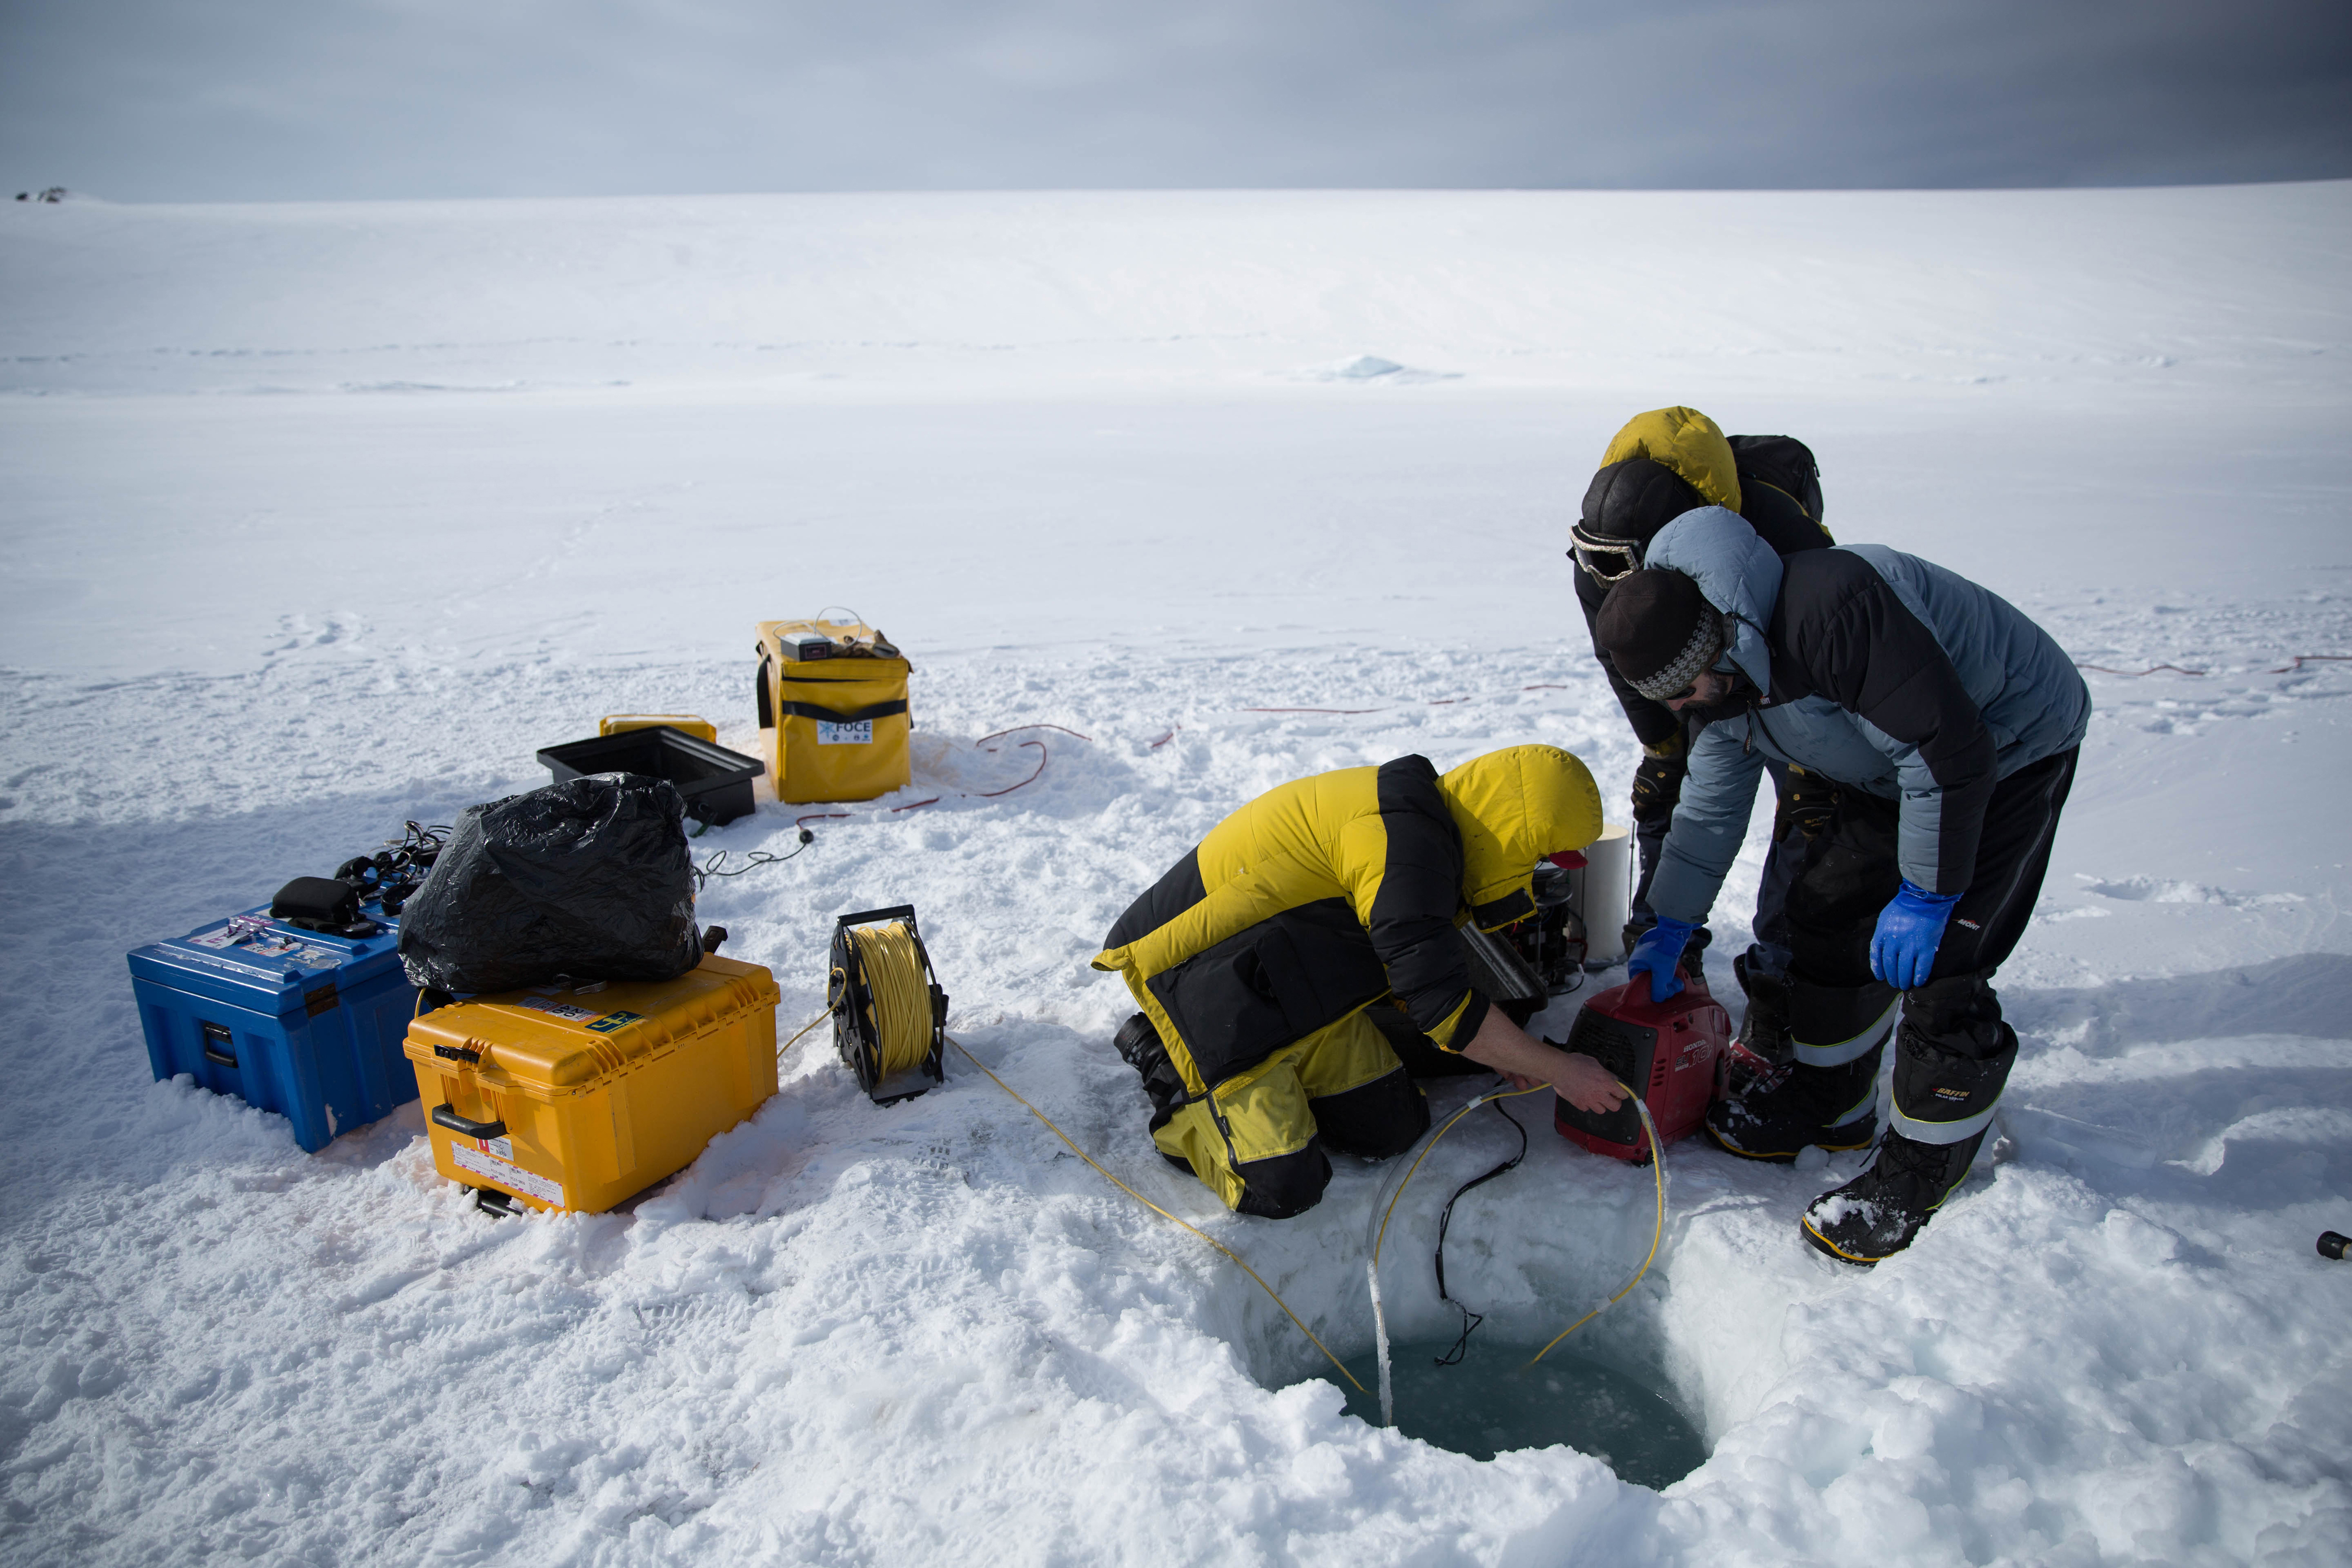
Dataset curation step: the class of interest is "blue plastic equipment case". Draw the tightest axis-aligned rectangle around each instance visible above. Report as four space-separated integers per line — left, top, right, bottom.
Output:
127 904 419 1152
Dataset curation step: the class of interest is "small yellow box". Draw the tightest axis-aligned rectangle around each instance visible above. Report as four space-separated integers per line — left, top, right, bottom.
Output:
600 713 718 743
404 956 781 1214
754 618 913 804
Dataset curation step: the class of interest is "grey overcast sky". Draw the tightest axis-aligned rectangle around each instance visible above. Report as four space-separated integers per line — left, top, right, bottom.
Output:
4 0 2349 202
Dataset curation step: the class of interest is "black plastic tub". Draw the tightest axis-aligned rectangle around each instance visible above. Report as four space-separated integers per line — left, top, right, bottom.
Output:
536 727 763 827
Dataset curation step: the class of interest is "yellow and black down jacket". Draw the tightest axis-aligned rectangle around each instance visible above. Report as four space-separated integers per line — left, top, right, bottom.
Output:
1092 746 1601 1094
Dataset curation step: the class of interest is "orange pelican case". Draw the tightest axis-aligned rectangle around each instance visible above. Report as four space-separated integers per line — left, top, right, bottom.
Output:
403 956 780 1213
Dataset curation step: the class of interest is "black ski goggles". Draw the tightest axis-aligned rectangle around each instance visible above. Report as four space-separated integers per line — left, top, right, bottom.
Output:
1568 522 1643 584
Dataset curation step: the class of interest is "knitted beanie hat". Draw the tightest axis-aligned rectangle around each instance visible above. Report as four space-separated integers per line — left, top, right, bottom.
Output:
1596 569 1727 700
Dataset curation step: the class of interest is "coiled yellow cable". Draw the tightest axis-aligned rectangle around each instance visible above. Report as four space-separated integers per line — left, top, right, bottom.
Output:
842 921 938 1077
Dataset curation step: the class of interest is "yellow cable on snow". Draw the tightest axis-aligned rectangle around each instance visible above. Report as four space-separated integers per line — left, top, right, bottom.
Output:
946 1034 1370 1397
778 1008 830 1059
1529 1090 1664 1366
1363 1077 1666 1367
1372 1082 1553 1271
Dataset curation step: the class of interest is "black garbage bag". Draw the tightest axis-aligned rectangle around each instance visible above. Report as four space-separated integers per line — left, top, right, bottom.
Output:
398 773 700 994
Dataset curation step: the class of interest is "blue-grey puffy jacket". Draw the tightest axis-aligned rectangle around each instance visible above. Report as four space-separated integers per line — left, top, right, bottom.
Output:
1643 508 2090 923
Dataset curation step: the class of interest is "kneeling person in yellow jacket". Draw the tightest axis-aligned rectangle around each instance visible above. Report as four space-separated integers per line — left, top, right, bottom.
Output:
1093 745 1629 1218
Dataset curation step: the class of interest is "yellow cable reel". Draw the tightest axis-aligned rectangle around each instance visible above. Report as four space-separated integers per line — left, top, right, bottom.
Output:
828 905 947 1103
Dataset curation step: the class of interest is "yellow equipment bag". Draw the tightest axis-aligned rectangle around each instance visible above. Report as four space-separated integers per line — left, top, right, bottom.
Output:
404 955 781 1215
754 616 912 804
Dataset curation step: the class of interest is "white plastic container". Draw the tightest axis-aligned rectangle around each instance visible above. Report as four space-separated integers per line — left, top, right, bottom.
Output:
1571 822 1634 965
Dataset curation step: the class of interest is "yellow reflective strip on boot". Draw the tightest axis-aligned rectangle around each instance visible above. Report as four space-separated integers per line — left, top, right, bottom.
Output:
1800 1215 1886 1265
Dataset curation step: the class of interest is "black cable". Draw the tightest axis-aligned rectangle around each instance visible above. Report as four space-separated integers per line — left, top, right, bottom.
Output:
692 828 816 889
1432 1095 1529 1367
389 821 451 874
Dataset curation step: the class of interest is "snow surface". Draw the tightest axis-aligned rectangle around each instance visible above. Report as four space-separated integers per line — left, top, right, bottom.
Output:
2 184 2349 1566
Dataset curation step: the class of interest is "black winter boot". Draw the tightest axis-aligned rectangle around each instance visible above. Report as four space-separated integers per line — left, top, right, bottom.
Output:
1112 1013 1187 1129
1891 975 2018 1145
1711 976 1898 1160
1799 974 2019 1258
1706 1042 1881 1161
1721 951 1793 1096
1800 1129 1988 1265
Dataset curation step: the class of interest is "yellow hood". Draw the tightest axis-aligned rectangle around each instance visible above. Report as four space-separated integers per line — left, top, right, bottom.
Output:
1600 406 1742 514
1438 746 1603 929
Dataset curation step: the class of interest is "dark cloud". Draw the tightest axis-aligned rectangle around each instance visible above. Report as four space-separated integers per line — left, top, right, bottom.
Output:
2 0 2347 200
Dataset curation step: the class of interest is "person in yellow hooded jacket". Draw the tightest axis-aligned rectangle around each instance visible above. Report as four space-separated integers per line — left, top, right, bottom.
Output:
1093 745 1626 1218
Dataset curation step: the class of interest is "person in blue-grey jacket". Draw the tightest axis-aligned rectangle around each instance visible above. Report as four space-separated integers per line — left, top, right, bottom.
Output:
1593 508 2089 1264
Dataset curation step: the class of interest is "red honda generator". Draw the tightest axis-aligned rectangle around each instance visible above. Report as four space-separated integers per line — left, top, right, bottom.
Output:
1553 977 1730 1162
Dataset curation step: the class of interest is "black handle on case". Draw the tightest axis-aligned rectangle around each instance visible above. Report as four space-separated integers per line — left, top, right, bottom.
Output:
200 1022 238 1068
835 904 919 931
432 1105 507 1140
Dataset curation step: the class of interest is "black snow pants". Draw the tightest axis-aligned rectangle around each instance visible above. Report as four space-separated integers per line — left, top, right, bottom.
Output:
1779 747 2079 1147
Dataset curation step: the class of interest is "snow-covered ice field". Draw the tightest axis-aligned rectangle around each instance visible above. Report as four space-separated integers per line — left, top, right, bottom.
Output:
2 184 2348 1565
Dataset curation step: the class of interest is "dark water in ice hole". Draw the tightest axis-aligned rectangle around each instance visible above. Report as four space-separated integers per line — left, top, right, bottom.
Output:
1319 1336 1709 1489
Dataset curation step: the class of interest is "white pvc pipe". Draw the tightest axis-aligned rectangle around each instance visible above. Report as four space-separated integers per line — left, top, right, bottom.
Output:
1575 821 1634 965
1362 1102 1453 1428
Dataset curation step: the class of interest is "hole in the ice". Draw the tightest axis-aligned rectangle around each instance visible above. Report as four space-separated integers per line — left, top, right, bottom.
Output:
1240 1044 1717 1488
1293 1333 1708 1488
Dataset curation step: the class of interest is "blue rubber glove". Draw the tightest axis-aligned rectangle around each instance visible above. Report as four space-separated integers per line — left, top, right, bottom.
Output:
1625 916 1699 1003
1870 881 1962 990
